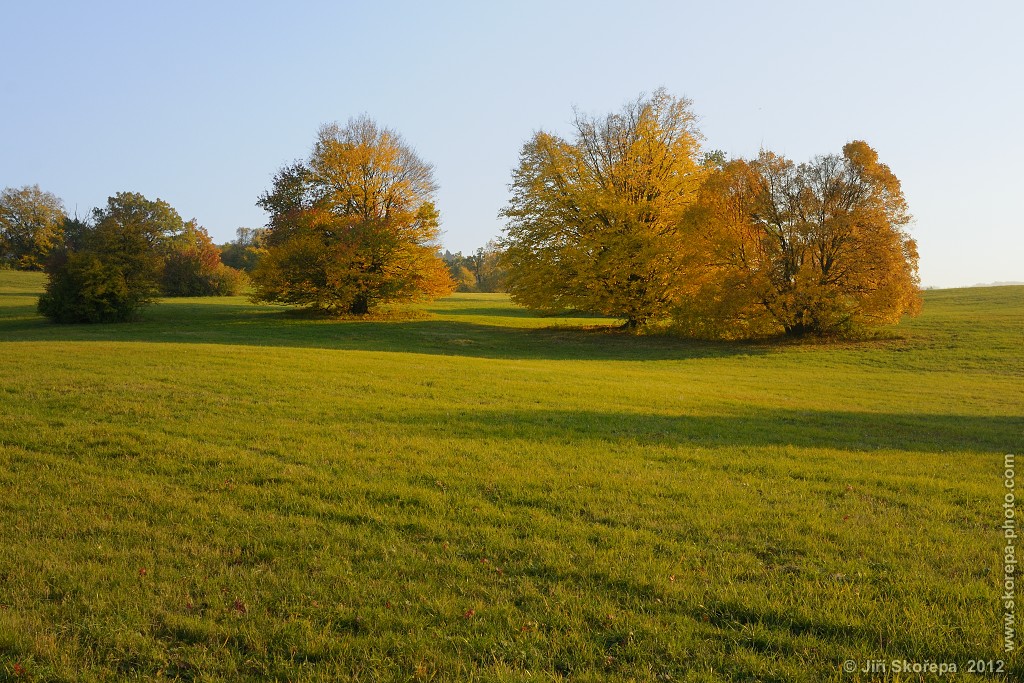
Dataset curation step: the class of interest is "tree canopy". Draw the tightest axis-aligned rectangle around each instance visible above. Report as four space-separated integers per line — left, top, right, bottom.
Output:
0 185 67 270
500 91 920 337
38 192 245 323
252 117 454 314
500 89 706 328
38 193 180 322
678 141 920 337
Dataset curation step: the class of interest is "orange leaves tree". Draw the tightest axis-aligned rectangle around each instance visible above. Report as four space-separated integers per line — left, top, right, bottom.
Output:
680 141 921 337
500 90 706 329
161 220 246 296
500 90 921 338
251 117 454 315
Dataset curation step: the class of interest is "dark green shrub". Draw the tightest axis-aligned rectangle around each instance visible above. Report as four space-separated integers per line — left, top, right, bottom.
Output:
37 252 146 323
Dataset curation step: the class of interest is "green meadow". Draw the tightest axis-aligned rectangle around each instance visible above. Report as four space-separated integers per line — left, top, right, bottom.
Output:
0 269 1021 682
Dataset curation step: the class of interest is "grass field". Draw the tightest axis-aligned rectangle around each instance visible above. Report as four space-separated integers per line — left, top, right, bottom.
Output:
0 269 1021 681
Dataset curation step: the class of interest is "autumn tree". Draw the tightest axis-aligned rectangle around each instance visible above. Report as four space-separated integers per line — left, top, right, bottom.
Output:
162 220 246 296
252 117 454 314
500 89 705 328
0 185 67 270
679 141 920 337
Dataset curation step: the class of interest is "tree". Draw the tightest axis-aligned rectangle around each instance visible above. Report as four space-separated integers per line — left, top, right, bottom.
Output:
440 242 505 293
678 141 921 337
162 220 246 296
0 185 67 270
500 89 705 328
37 251 136 323
38 193 183 322
441 250 478 291
251 117 454 314
466 241 506 293
219 227 266 272
89 192 183 298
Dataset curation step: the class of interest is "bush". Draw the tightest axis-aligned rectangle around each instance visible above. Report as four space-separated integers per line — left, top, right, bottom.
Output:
37 252 144 323
206 263 247 296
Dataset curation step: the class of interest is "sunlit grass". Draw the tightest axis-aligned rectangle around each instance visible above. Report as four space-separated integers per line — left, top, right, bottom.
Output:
0 270 1021 681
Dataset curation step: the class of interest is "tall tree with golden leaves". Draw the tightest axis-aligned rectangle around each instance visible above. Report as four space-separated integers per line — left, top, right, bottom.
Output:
679 141 921 337
252 117 454 314
500 90 705 329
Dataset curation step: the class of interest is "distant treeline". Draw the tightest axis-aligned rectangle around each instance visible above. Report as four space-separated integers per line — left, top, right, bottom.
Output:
440 242 505 293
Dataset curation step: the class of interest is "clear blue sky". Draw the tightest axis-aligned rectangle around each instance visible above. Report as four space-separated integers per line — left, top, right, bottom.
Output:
2 0 1021 288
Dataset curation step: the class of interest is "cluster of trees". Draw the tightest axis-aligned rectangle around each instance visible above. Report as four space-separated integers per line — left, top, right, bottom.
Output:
218 227 266 273
441 242 505 292
160 219 247 297
10 90 919 336
41 193 248 322
500 89 921 337
0 189 248 322
3 185 250 322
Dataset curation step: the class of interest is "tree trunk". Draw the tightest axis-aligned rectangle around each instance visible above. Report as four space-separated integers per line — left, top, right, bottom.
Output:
349 294 369 315
621 317 644 332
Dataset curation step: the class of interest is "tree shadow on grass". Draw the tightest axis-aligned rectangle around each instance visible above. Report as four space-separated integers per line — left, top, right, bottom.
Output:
0 298 766 362
379 405 1021 453
425 304 608 320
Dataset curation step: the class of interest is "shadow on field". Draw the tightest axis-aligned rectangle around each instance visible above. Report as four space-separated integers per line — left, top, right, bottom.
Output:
695 599 863 643
381 405 1021 453
431 305 605 319
0 298 764 362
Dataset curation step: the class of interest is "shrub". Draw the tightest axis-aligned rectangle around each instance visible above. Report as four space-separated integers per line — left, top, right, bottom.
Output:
37 252 143 323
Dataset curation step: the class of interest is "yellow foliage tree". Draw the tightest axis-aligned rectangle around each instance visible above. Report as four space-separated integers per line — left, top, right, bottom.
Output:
252 117 454 314
679 141 921 337
500 90 705 329
0 185 66 270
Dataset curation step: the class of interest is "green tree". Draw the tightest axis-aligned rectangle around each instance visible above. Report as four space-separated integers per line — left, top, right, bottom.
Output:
678 141 920 337
219 227 266 272
472 240 506 293
90 192 182 298
252 117 454 314
442 251 478 292
37 251 135 323
38 193 183 322
500 90 705 328
0 185 67 270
